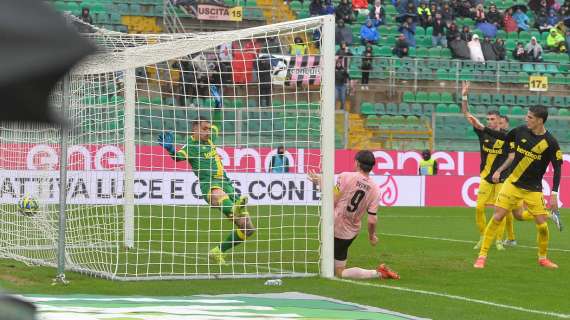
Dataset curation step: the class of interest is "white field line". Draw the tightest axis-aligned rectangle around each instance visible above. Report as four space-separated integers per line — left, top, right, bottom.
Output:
379 232 570 253
335 279 570 319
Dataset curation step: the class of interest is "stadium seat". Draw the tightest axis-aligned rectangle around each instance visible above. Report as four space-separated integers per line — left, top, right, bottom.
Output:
366 115 381 128
527 95 538 106
423 104 434 116
436 103 449 113
511 106 524 115
480 93 491 105
448 104 460 113
440 92 454 104
403 91 415 103
539 96 551 106
468 94 479 105
386 103 398 114
559 108 570 116
503 94 515 105
499 105 510 115
474 105 487 114
361 102 375 115
428 92 441 103
374 103 386 114
492 94 503 105
553 96 566 107
416 92 429 103
399 103 411 116
411 103 423 116
548 107 558 116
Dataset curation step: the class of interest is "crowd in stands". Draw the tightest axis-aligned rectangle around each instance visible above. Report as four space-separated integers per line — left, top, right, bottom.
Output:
310 0 570 66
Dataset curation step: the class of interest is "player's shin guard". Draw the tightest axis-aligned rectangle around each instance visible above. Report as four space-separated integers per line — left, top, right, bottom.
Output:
479 218 501 257
506 212 516 241
475 205 487 236
220 216 256 252
219 196 234 218
496 217 507 242
536 222 549 259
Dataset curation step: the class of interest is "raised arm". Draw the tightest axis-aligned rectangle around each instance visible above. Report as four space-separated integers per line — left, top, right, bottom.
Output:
158 131 186 162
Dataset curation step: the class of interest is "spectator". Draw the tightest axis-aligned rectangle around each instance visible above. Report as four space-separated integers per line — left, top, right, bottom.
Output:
369 0 386 27
481 36 497 60
503 8 519 33
430 3 439 17
335 59 350 110
457 0 472 18
546 28 567 52
441 2 455 25
486 4 502 27
474 4 486 23
336 0 354 23
512 42 527 60
399 16 417 47
460 25 473 42
468 34 485 62
525 36 543 61
432 13 447 47
406 2 417 14
352 0 369 12
309 0 324 16
418 150 438 175
449 34 471 59
80 7 93 24
446 22 460 43
217 43 233 85
361 46 373 90
261 36 283 55
290 36 307 55
535 8 552 33
418 2 432 28
392 33 410 57
257 55 273 107
336 41 353 67
323 0 335 14
493 38 506 60
360 19 380 45
547 9 559 26
269 146 290 173
513 8 529 31
336 19 354 45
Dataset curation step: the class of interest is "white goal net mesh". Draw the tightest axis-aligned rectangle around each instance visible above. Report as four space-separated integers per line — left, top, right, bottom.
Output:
0 16 333 280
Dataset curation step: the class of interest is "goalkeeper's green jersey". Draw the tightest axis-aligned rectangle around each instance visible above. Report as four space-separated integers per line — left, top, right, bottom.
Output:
173 126 227 182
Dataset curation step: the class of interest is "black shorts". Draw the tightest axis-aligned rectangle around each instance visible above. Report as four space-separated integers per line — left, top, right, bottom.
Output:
334 236 357 261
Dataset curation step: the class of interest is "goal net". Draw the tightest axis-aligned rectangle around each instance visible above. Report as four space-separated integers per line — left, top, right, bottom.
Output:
0 16 335 280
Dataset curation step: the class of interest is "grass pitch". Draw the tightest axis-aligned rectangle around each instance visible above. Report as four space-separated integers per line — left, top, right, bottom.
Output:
1 206 569 320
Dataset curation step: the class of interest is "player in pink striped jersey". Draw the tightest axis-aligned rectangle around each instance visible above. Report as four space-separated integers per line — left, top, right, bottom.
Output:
309 150 399 280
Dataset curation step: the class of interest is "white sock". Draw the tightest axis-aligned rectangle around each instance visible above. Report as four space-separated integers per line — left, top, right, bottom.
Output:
341 267 378 279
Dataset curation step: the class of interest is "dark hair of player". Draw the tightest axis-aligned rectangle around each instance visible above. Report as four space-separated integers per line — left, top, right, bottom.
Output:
487 110 500 117
355 150 376 173
529 105 548 124
501 115 509 123
192 116 210 127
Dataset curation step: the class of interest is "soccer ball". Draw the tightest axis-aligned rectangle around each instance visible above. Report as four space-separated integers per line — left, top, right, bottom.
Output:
18 195 39 216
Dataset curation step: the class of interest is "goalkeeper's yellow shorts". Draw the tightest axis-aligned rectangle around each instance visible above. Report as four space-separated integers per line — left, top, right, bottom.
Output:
495 180 546 216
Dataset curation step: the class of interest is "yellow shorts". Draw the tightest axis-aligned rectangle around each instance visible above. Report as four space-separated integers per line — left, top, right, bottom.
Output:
477 179 502 207
495 180 546 216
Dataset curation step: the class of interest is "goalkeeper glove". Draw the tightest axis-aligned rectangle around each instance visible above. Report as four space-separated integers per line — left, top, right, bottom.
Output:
211 85 222 109
158 131 175 154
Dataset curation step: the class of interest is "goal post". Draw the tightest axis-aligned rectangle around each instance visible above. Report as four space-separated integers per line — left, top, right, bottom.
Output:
0 16 336 280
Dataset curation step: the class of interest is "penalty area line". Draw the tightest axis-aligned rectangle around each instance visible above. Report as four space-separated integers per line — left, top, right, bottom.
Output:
335 279 570 319
379 232 570 253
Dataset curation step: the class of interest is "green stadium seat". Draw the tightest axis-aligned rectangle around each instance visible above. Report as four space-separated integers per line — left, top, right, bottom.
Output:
448 104 460 113
474 105 487 114
428 92 441 103
436 103 449 113
441 92 454 104
538 96 551 106
545 64 559 74
511 106 524 115
553 96 566 107
468 94 480 105
515 95 528 106
559 108 570 116
374 103 386 114
366 115 381 128
361 102 375 115
399 103 411 116
411 103 423 116
423 104 434 116
499 105 510 115
522 64 534 73
480 93 491 105
403 91 415 102
386 103 398 114
528 95 539 106
534 64 546 73
416 92 429 103
492 94 503 105
503 94 515 105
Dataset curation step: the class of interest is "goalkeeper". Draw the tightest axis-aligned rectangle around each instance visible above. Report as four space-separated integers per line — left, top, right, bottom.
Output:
158 86 254 265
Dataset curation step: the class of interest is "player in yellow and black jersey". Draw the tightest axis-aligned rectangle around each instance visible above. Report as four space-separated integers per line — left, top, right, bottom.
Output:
468 105 563 269
461 82 514 251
